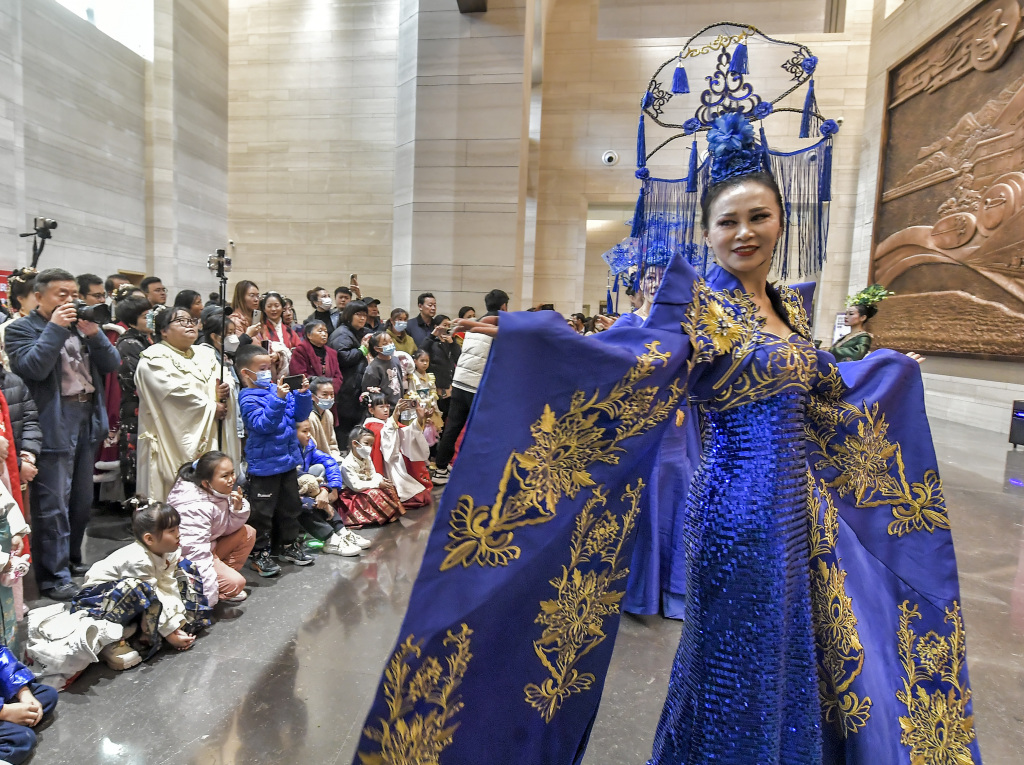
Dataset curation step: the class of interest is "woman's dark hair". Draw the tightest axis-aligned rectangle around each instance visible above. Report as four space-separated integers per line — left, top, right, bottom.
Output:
348 425 373 448
699 171 785 231
126 496 181 544
231 280 259 315
360 390 388 412
174 289 202 312
8 269 36 310
116 295 153 329
176 451 231 488
200 305 228 344
152 305 191 340
259 291 284 313
853 303 878 320
306 286 327 307
434 314 450 325
458 306 475 318
341 301 368 328
303 319 327 338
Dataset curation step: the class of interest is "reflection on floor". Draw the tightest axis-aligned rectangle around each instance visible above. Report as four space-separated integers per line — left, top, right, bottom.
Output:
24 417 1024 764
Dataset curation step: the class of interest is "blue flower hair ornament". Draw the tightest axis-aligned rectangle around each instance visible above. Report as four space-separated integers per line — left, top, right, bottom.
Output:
707 113 763 185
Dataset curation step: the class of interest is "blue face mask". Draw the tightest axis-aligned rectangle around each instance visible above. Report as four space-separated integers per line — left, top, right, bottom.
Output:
393 321 408 333
249 369 274 388
380 343 396 357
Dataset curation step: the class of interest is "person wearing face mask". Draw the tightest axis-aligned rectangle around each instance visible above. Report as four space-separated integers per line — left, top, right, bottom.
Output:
304 286 341 332
167 451 255 606
337 425 403 527
288 320 343 424
135 307 230 502
234 343 315 576
307 377 343 461
361 330 404 408
198 307 244 470
386 308 417 356
113 295 155 499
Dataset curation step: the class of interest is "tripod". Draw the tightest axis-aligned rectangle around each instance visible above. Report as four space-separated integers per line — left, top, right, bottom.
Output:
209 248 230 446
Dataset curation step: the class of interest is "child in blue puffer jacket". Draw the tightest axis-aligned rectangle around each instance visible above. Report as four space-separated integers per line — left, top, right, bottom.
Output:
0 645 57 765
295 420 370 557
235 344 315 577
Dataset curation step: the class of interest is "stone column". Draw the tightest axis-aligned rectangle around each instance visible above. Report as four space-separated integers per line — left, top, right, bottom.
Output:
392 0 528 314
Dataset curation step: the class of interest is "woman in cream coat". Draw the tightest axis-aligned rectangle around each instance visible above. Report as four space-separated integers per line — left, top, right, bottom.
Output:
136 307 229 501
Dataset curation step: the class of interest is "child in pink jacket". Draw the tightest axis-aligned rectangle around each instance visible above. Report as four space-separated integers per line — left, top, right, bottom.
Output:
166 451 255 606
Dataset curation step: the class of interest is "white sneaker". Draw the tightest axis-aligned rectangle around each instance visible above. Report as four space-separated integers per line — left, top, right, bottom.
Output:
431 466 450 484
344 529 371 549
222 590 248 603
322 533 361 557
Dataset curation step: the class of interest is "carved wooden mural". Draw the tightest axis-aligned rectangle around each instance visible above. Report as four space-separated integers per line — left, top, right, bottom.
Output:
872 0 1024 358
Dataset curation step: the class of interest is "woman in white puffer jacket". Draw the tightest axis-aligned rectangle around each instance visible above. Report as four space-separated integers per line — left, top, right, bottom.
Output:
166 451 255 606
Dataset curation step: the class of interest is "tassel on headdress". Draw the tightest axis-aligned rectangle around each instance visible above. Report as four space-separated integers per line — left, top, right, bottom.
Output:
636 114 647 171
671 63 690 94
729 42 748 74
800 79 817 138
686 139 699 192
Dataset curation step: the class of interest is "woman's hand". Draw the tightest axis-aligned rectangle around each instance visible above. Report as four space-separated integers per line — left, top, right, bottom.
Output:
245 323 262 338
905 352 925 365
19 459 37 483
360 334 372 348
214 402 227 420
230 488 245 513
594 315 616 332
216 381 230 401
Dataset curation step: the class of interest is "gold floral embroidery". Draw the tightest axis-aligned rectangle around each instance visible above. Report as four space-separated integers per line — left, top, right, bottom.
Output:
777 284 813 340
524 482 643 722
358 624 473 765
808 479 871 735
895 601 976 763
712 340 818 411
806 397 951 537
441 344 683 571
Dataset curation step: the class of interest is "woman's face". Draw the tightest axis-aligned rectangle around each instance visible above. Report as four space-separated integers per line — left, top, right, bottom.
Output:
369 401 390 420
263 296 283 322
350 312 367 331
308 323 328 346
415 354 429 372
704 181 782 277
463 309 476 320
190 295 204 319
844 307 865 327
437 318 452 334
163 310 198 350
313 289 329 308
203 458 236 496
282 302 295 325
244 286 260 311
640 267 665 301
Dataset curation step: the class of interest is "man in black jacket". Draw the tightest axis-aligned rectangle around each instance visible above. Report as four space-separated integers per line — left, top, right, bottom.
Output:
6 269 120 600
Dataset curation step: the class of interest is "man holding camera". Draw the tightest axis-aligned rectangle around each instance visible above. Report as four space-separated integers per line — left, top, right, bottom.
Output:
5 269 120 600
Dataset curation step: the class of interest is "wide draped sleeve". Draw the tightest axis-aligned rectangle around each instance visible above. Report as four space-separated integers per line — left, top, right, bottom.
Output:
804 350 981 762
352 254 704 764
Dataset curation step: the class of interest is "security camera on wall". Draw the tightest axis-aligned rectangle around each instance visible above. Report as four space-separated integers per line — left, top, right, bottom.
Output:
602 150 619 166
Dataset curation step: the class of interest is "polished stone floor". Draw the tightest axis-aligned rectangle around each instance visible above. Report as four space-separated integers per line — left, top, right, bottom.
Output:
20 416 1024 764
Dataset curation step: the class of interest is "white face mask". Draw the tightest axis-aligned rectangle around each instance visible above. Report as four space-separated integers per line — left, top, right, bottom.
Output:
319 296 333 310
223 334 240 354
354 444 371 459
205 484 231 499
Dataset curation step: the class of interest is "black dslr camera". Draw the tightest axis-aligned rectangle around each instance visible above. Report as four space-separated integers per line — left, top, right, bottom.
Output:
73 300 111 325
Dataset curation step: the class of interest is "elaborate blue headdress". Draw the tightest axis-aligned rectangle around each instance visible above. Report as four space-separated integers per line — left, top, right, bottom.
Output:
602 22 839 286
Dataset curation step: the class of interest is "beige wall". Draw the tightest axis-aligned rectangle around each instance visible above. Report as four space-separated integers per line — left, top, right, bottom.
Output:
227 0 400 312
0 0 148 276
532 0 873 340
851 0 1024 433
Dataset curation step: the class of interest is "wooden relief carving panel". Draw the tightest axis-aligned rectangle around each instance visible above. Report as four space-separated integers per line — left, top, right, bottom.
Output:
872 0 1024 358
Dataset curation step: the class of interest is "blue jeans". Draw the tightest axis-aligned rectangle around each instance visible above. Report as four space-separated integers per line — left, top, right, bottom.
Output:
30 399 95 590
0 682 58 765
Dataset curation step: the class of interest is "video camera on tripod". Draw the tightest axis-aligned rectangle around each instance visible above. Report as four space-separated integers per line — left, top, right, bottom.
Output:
20 217 59 267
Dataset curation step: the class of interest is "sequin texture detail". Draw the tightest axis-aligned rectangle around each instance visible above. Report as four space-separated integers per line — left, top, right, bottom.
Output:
648 390 822 764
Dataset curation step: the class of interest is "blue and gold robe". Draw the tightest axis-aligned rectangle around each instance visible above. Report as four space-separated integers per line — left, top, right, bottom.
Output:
351 252 981 765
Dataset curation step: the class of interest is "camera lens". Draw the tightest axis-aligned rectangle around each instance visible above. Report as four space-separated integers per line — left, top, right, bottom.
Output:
74 300 111 325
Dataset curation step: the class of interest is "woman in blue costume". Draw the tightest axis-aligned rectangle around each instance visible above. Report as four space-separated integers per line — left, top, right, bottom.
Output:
350 116 982 765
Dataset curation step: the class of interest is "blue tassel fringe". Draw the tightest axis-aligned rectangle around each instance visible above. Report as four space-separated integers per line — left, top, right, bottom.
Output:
800 79 816 139
729 43 748 74
671 65 689 94
686 140 699 192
